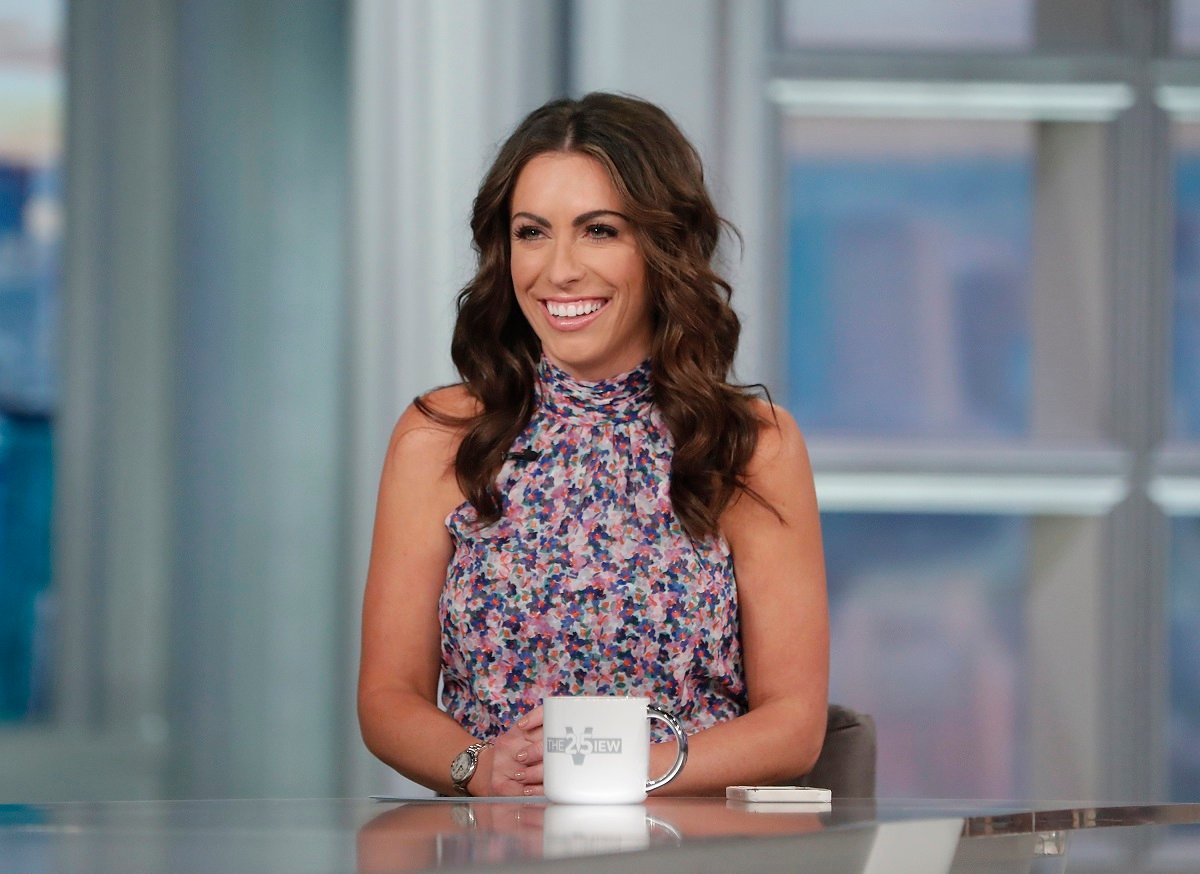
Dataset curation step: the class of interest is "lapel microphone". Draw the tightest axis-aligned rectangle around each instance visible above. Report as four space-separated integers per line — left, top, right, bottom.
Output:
506 449 540 463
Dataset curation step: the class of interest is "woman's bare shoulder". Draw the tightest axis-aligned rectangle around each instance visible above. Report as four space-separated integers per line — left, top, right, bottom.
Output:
721 397 817 539
419 383 479 418
388 384 478 467
744 397 809 482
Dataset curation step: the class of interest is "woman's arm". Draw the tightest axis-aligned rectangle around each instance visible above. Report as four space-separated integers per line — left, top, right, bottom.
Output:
650 402 829 794
357 389 541 796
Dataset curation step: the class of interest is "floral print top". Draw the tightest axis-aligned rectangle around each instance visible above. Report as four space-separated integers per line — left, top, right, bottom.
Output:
440 357 748 739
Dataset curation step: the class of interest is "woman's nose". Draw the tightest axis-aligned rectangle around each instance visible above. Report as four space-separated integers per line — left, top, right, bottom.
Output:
547 239 584 287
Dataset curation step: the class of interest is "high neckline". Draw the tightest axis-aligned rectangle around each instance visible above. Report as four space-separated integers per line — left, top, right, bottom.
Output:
536 356 652 423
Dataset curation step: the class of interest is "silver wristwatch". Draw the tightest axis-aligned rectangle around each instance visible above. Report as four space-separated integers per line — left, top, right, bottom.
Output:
450 741 491 796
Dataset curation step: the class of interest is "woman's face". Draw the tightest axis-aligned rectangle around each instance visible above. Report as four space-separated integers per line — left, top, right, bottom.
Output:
509 151 652 382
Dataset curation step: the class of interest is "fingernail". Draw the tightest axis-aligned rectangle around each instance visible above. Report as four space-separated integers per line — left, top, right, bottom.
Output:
512 771 524 780
517 717 529 728
515 751 527 762
523 787 534 796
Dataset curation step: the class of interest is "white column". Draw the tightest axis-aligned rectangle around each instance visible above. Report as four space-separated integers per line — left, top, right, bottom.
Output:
166 0 349 798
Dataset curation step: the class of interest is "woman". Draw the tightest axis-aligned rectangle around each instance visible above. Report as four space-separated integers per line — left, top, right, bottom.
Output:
358 93 828 797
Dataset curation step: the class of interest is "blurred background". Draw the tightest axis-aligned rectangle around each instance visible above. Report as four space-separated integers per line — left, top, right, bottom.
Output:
1 0 1199 805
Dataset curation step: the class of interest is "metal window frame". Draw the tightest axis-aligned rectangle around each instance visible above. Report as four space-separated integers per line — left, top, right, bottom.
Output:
764 0 1200 806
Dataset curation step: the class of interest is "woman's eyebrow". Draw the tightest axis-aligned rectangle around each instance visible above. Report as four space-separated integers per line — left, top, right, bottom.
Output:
511 211 550 227
510 208 630 227
572 209 629 227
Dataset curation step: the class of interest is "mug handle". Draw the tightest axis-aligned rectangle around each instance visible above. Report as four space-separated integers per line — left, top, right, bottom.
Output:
644 705 689 793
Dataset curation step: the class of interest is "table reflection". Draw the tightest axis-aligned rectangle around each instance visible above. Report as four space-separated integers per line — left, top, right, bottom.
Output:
2 797 1199 873
356 797 832 872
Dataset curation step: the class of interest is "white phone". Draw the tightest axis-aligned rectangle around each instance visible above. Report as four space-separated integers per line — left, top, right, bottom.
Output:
726 785 832 803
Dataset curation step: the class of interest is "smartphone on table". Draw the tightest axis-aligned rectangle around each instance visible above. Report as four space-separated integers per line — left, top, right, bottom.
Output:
726 786 832 803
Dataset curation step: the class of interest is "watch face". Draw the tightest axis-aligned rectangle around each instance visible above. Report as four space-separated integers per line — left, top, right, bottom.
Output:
450 750 475 783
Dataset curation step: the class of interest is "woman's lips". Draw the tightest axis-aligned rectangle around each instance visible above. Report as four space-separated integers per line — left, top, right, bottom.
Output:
542 298 609 331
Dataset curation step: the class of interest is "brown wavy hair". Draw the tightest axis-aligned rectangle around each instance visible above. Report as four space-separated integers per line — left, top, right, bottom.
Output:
417 92 771 540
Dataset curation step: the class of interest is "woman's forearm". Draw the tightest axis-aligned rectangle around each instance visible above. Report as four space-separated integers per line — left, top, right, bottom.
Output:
359 688 484 795
647 698 826 796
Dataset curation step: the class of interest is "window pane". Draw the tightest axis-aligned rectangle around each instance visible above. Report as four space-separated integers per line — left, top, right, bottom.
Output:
0 0 62 724
780 0 1033 51
824 513 1030 799
1170 516 1200 801
1174 124 1200 439
785 118 1033 439
1176 0 1200 53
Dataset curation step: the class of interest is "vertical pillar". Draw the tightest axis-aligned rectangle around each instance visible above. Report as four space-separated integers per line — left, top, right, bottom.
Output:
167 0 349 798
60 0 178 763
1103 2 1173 801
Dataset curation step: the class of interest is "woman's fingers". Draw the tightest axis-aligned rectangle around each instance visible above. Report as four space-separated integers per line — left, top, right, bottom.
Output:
520 729 543 764
484 708 547 796
518 762 543 786
517 705 544 730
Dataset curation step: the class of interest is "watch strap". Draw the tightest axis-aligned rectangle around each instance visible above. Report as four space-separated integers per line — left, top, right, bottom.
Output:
451 741 491 796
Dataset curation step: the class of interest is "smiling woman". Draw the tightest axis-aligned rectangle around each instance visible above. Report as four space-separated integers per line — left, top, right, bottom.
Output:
509 152 651 381
357 93 829 800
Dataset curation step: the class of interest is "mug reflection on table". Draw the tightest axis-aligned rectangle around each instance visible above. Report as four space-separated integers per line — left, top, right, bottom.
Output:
542 804 657 858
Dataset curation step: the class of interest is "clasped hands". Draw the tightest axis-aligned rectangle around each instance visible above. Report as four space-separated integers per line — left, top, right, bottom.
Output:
473 705 544 797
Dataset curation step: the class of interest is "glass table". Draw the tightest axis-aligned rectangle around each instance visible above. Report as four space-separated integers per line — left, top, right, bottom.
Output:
2 796 1198 873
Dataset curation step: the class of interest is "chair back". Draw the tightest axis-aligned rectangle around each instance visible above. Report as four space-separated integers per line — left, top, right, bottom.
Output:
802 703 876 799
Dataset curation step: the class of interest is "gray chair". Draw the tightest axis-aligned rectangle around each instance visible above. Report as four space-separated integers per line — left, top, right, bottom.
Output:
800 703 877 799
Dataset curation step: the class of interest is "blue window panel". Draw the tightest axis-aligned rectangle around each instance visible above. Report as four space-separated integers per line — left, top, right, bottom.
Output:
823 513 1030 799
1176 0 1200 53
0 412 53 722
1170 517 1200 801
1174 140 1200 439
785 119 1033 439
0 0 64 724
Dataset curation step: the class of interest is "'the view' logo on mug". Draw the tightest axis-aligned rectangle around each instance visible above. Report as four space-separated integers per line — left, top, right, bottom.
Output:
545 727 623 765
543 696 688 804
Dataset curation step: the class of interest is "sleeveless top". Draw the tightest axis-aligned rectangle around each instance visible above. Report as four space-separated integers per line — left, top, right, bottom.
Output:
439 357 748 739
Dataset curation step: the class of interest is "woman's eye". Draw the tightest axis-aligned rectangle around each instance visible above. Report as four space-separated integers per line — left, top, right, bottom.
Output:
513 225 544 240
586 224 618 239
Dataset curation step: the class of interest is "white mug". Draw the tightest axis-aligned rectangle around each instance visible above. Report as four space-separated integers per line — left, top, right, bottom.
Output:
542 695 688 804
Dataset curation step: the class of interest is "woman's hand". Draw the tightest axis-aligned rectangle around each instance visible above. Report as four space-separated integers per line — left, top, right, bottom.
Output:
476 706 544 796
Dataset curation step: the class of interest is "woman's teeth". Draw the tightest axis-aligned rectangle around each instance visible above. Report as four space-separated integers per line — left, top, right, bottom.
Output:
546 300 603 318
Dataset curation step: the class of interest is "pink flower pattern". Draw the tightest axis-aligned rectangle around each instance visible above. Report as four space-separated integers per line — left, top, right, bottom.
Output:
440 358 748 739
